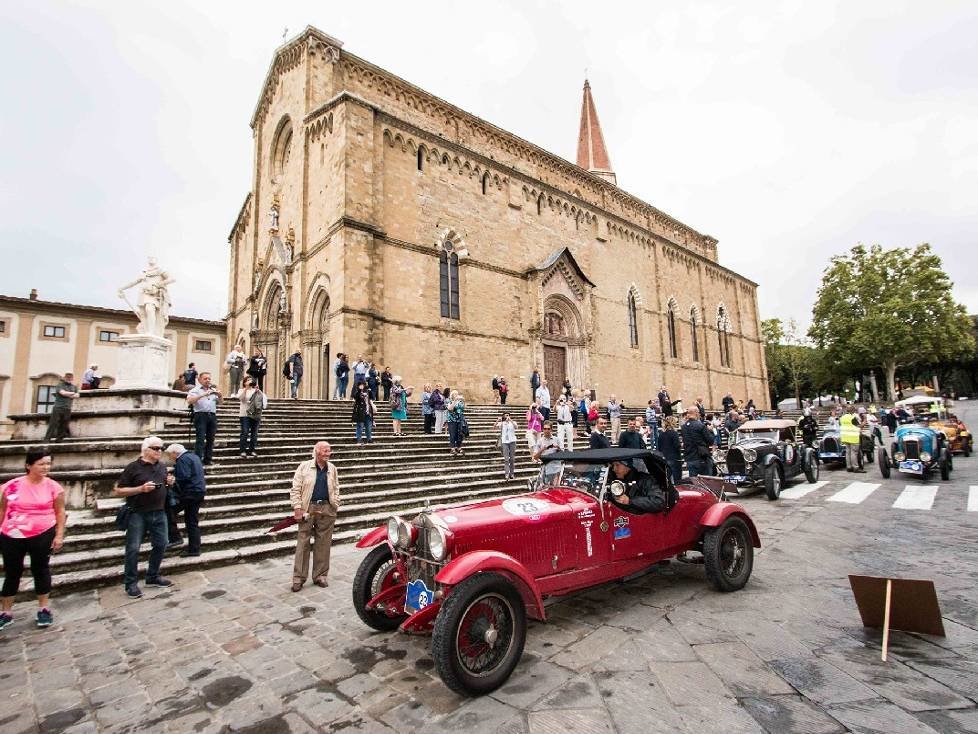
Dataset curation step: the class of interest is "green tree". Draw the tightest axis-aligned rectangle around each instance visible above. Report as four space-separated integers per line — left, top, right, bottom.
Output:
762 318 786 406
808 243 974 401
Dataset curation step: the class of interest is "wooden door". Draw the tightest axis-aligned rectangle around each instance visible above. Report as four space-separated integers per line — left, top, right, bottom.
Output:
543 345 566 395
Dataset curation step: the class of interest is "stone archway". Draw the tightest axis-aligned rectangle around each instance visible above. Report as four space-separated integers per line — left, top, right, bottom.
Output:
541 295 586 395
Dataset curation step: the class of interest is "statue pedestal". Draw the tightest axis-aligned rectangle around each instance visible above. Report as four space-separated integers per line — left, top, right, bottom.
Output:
115 334 173 390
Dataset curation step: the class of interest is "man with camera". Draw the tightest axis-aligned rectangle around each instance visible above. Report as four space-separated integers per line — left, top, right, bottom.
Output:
114 436 173 598
187 372 221 465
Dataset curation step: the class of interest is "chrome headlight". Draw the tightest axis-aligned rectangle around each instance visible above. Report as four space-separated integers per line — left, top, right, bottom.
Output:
428 525 448 561
920 451 932 462
743 449 757 462
386 517 415 549
386 517 399 545
894 451 905 461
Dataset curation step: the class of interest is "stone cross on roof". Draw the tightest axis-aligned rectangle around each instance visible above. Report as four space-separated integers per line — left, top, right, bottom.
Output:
576 80 617 186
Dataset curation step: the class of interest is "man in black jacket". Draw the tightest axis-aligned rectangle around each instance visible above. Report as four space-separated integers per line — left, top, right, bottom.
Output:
681 407 715 477
618 419 646 449
798 410 819 448
589 417 611 449
609 460 665 514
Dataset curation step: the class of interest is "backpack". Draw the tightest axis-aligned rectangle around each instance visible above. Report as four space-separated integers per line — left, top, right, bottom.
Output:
389 386 402 409
283 359 291 377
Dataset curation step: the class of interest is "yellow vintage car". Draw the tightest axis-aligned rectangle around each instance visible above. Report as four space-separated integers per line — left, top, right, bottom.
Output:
927 414 972 456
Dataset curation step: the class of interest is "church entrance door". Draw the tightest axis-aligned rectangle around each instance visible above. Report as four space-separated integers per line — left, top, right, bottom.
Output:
543 345 566 396
321 343 330 400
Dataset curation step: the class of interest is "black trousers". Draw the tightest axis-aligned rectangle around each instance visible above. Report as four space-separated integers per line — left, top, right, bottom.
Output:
193 412 217 463
181 497 203 554
44 407 71 441
1 527 56 596
423 413 435 434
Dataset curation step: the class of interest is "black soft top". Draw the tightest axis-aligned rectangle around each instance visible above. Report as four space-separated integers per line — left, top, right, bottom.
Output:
541 448 656 464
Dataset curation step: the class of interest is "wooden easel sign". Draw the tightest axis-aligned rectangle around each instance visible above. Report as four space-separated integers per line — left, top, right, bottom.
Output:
848 575 945 661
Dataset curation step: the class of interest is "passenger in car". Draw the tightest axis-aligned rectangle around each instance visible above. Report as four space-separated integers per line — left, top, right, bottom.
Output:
608 460 666 514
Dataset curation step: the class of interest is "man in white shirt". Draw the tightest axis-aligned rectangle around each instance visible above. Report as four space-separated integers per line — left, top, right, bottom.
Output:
532 422 562 484
555 397 574 451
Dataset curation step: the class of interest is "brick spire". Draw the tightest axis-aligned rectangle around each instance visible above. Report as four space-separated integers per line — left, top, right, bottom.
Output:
576 79 616 185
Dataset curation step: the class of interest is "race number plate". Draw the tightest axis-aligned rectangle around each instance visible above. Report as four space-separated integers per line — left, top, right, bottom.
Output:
725 475 746 483
404 579 434 614
899 460 924 474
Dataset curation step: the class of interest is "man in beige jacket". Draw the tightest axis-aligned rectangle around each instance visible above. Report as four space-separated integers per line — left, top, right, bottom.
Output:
290 441 340 591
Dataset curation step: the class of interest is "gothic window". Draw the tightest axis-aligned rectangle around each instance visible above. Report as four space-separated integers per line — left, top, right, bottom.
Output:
545 312 566 337
627 293 639 348
482 172 490 195
271 117 293 184
417 146 425 171
690 308 700 362
667 303 678 359
537 194 544 215
439 250 460 319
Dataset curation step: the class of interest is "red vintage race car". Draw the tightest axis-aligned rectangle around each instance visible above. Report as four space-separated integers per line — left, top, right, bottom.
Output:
351 448 760 696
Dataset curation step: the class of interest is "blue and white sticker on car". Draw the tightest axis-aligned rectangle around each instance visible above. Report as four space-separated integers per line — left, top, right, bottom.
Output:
899 460 924 474
405 579 434 614
725 475 746 483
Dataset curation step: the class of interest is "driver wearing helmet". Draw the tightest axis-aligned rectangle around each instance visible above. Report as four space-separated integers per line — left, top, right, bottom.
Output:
609 459 666 514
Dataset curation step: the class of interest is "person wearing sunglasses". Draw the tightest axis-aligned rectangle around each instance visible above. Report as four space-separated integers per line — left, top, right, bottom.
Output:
113 436 173 598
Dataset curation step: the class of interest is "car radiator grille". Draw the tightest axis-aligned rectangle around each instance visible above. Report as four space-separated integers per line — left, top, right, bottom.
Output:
822 436 839 453
403 519 445 591
726 448 747 475
904 439 920 460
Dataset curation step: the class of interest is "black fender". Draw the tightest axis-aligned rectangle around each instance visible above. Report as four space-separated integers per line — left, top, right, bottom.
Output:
762 453 783 469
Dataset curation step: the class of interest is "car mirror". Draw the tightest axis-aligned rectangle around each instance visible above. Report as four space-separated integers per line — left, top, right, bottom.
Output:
610 480 626 497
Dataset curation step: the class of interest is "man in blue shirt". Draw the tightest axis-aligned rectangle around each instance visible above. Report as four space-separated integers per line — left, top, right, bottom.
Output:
187 372 221 465
165 444 206 557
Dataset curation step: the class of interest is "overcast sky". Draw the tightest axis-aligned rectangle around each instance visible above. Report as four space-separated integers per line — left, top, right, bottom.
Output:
1 0 976 329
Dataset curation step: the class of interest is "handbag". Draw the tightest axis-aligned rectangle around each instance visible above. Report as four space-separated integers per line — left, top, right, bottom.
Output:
460 417 471 438
114 503 132 531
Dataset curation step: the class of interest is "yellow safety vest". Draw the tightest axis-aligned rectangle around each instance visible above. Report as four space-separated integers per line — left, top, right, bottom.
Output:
840 414 861 445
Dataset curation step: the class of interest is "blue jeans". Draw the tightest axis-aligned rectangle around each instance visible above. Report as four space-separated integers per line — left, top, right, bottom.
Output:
124 509 167 586
239 417 259 453
650 422 659 450
355 418 373 442
686 458 715 478
290 375 302 398
447 421 464 449
336 376 348 399
667 460 683 483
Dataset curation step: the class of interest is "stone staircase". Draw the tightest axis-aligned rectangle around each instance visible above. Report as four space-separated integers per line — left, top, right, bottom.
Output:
0 398 819 593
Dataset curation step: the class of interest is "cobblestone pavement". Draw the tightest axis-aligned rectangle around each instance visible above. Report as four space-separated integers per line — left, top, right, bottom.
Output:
2 405 978 733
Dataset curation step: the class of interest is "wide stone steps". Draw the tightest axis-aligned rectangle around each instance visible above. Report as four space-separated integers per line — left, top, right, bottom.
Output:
1 399 812 593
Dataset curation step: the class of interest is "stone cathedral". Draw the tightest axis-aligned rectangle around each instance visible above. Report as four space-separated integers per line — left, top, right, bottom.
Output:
226 26 769 407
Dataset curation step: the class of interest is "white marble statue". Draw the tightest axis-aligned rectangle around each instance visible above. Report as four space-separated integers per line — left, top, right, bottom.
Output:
118 257 175 338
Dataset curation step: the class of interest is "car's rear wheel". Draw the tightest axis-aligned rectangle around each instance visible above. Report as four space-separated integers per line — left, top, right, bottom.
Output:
352 544 406 631
878 448 891 479
940 450 951 481
704 516 754 592
964 439 972 458
803 449 819 483
764 463 781 500
432 572 527 696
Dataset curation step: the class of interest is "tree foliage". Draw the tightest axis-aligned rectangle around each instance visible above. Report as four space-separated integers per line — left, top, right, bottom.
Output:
808 243 974 400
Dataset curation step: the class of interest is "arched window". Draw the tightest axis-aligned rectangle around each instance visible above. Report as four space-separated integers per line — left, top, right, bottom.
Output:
439 250 460 319
482 172 490 195
270 117 293 184
537 194 545 215
417 146 425 171
667 302 678 359
627 293 639 348
690 307 700 362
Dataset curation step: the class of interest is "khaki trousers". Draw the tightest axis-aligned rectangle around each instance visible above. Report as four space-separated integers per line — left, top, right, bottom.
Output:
611 416 621 445
292 506 336 583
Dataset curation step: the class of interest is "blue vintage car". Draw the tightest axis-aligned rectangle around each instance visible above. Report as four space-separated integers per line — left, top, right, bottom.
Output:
878 424 952 480
817 424 845 466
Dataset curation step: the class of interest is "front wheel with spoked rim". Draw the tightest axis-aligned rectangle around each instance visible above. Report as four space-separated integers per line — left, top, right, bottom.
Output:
703 515 754 592
352 544 407 631
432 572 527 696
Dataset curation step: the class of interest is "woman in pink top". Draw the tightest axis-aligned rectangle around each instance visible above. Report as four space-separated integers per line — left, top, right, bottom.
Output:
0 449 66 630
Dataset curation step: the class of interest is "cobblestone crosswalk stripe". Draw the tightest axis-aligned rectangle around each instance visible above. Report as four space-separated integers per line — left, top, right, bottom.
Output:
892 485 939 510
779 480 828 500
826 481 880 504
969 487 978 512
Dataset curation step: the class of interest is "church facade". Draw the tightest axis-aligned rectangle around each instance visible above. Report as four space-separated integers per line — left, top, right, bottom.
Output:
226 26 769 407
